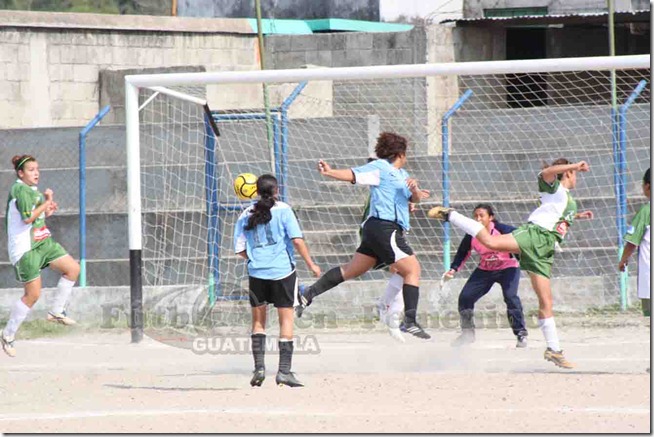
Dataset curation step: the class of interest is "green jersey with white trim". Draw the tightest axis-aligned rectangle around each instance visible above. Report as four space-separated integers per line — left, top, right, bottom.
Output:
5 180 51 265
625 202 650 299
527 174 577 242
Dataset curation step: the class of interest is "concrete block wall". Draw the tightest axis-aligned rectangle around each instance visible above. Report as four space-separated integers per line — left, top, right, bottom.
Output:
0 103 648 292
0 15 260 129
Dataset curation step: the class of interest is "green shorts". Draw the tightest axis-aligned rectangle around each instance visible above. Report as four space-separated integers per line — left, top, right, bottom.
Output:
13 238 68 283
512 223 558 279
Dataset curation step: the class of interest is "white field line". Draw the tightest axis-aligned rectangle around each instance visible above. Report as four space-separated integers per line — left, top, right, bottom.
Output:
0 405 648 422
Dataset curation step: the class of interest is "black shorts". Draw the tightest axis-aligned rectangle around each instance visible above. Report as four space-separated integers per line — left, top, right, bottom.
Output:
248 271 298 308
356 217 414 269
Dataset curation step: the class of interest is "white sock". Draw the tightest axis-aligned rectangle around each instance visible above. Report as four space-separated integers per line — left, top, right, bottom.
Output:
538 317 561 351
50 277 75 315
3 299 31 340
382 273 404 328
449 211 484 237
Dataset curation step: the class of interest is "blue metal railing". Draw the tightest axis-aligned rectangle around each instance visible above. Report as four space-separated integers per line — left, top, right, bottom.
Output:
78 105 110 287
441 90 473 271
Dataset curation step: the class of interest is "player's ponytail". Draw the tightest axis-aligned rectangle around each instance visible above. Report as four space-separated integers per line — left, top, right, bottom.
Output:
12 154 35 173
245 174 278 231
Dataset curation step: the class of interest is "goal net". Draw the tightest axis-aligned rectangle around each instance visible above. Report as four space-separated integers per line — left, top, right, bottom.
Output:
128 55 650 340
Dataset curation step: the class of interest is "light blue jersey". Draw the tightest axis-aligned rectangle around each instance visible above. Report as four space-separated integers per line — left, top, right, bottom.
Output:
352 159 413 230
234 201 303 280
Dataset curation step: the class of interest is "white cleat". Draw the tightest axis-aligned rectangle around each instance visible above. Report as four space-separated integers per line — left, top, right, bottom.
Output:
387 327 406 343
379 305 405 343
1 333 16 358
47 311 77 326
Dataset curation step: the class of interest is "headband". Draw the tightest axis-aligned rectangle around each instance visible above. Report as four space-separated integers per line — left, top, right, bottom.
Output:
16 156 34 171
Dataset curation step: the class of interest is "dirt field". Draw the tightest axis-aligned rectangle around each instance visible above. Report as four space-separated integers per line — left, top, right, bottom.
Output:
0 317 650 433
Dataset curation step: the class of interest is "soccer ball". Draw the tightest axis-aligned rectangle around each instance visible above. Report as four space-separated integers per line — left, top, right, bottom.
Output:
234 173 258 200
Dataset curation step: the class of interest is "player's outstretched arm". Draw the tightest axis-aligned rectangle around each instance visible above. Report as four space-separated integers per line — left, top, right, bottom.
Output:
541 161 589 183
317 160 355 183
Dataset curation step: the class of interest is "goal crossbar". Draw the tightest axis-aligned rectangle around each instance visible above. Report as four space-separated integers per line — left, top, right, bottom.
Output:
125 55 649 88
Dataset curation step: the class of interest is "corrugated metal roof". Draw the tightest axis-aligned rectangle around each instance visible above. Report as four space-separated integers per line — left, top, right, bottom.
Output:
440 10 650 24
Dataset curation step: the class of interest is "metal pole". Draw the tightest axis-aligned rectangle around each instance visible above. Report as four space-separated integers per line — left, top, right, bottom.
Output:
255 0 275 174
125 82 143 344
441 90 473 271
78 105 111 288
279 82 308 201
608 0 618 110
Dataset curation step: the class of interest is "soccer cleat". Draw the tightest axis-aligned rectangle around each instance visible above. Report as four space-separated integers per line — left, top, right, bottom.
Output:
47 311 77 326
276 371 304 387
387 327 406 343
516 332 528 348
1 333 16 358
544 348 575 369
295 285 311 318
427 206 453 221
451 329 475 347
250 368 265 387
401 321 431 339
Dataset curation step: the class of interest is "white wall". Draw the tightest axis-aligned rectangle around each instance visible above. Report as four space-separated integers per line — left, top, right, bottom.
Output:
380 0 463 22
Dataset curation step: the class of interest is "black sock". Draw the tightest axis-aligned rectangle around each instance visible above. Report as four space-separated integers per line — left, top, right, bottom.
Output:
402 284 419 324
306 267 344 302
278 340 293 374
251 333 266 370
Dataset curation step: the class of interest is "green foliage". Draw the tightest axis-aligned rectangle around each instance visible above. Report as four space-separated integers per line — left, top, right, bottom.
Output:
0 0 149 15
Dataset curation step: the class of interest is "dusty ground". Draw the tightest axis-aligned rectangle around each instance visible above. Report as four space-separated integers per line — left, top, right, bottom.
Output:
0 318 649 433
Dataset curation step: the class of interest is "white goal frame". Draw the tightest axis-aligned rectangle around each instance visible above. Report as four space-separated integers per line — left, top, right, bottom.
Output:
124 54 650 342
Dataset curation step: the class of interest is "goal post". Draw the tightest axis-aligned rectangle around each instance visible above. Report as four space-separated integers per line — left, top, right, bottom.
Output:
125 55 650 343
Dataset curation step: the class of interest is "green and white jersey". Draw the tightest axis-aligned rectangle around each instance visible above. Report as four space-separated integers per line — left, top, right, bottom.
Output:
5 179 51 265
625 202 650 299
527 173 577 242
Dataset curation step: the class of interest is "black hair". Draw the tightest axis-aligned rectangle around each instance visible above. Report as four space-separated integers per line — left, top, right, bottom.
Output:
473 203 496 222
245 174 278 231
644 168 650 185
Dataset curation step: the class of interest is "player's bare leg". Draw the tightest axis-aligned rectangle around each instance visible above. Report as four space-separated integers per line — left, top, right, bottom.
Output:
530 273 574 369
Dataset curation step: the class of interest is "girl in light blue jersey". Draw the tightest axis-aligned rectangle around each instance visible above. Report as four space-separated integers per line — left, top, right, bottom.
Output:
234 174 320 387
296 132 431 339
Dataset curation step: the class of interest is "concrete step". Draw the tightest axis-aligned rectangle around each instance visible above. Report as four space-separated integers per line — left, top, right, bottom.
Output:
0 243 631 289
0 195 645 267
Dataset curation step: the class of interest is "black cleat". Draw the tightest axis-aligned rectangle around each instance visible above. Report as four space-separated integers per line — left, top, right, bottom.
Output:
250 368 265 387
400 321 431 339
276 371 304 387
295 285 311 318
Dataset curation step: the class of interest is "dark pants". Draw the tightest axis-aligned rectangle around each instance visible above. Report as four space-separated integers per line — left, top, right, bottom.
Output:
458 267 526 336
